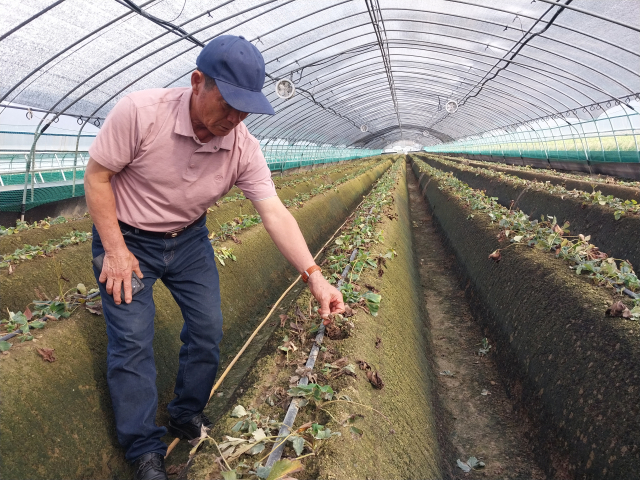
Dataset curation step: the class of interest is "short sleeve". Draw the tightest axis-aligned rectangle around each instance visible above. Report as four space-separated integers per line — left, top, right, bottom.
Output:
88 96 139 172
235 142 277 201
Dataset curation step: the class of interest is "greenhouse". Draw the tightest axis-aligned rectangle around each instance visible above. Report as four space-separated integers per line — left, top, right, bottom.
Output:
0 1 639 479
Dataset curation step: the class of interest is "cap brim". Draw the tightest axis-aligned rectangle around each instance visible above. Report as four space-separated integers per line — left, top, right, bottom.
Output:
215 78 275 115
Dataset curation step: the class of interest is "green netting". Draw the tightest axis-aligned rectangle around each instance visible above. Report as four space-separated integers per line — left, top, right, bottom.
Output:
1 183 85 213
424 112 640 164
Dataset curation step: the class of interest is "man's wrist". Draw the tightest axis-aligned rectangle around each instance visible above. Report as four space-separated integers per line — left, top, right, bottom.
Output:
301 264 322 283
307 269 323 284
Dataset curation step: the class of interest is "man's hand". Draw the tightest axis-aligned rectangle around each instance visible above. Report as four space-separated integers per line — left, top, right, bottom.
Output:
99 248 143 305
307 270 345 324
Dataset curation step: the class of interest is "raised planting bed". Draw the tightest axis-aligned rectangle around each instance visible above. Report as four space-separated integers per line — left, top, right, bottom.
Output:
0 158 381 258
0 157 394 480
182 160 443 480
414 154 640 276
410 156 640 480
444 152 640 181
428 154 640 202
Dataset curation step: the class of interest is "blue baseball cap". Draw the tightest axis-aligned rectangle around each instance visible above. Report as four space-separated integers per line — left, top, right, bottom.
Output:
196 35 275 115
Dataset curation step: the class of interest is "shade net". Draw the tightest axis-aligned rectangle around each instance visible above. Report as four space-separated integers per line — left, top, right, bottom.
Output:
1 0 639 154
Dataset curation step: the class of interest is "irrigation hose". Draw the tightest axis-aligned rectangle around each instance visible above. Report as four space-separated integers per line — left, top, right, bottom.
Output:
164 196 368 458
265 247 358 468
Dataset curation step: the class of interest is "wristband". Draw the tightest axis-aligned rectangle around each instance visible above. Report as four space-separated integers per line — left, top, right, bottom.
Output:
301 265 322 283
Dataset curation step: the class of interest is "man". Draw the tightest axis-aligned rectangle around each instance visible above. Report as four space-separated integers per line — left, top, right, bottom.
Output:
85 35 344 480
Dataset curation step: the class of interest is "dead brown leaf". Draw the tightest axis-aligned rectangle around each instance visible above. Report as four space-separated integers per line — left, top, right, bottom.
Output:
366 370 384 389
8 264 14 275
343 304 354 317
165 463 186 475
375 337 382 349
295 305 308 323
279 314 289 328
36 347 56 363
356 360 370 370
24 307 33 320
231 235 242 244
289 375 300 385
364 284 379 293
553 224 564 235
488 249 502 263
606 301 631 318
85 301 103 315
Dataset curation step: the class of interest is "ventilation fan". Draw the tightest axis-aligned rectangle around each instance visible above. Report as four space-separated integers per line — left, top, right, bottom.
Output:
360 124 368 132
275 78 295 99
445 100 458 114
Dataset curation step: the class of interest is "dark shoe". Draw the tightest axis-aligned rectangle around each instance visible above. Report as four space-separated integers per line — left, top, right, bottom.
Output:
133 452 168 480
167 412 212 441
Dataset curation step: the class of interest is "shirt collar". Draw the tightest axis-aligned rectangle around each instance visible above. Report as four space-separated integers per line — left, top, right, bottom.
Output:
174 88 235 152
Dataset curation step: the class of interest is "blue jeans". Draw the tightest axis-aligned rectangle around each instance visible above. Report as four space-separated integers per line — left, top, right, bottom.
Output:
91 215 223 462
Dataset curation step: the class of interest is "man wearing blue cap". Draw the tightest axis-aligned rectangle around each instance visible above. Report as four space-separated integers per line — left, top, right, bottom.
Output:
84 35 345 480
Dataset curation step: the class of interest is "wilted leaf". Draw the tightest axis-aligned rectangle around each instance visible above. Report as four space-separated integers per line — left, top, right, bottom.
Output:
8 264 14 275
350 426 363 436
231 405 248 418
466 456 485 469
456 459 471 472
36 347 56 362
606 301 631 318
252 428 267 442
366 370 384 389
279 314 288 328
221 471 238 480
77 283 87 295
266 459 304 480
512 235 523 242
488 249 502 263
24 307 33 320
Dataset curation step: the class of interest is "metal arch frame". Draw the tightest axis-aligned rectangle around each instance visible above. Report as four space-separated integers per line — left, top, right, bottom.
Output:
252 41 615 143
7 4 636 144
4 0 639 215
4 1 638 126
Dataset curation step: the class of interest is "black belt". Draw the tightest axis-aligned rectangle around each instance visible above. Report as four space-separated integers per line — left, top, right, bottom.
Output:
118 212 207 239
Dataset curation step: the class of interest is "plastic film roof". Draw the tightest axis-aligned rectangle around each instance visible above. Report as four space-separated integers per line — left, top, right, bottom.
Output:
1 0 639 149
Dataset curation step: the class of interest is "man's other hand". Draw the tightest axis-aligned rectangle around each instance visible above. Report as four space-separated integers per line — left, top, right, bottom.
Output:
307 270 345 325
99 249 143 305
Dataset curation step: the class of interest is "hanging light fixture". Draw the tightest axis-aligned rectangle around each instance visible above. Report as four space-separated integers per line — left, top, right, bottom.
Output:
275 78 295 99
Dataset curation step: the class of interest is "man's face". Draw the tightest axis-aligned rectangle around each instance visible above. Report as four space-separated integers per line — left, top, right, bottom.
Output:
191 72 249 137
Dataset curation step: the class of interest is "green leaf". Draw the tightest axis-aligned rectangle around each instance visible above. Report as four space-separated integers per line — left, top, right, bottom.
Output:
256 466 271 479
20 324 30 334
29 321 46 329
231 405 248 418
350 426 363 436
221 471 238 480
231 420 245 432
247 443 265 455
290 435 305 456
266 459 304 480
0 341 12 351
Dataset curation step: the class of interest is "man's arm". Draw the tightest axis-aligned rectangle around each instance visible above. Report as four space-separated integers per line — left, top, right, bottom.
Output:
252 197 345 322
85 158 143 305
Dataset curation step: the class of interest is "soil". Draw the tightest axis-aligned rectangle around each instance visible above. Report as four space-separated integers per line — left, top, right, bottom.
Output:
407 166 547 480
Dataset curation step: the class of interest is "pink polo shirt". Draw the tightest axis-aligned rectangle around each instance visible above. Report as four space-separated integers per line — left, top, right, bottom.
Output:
89 87 276 231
